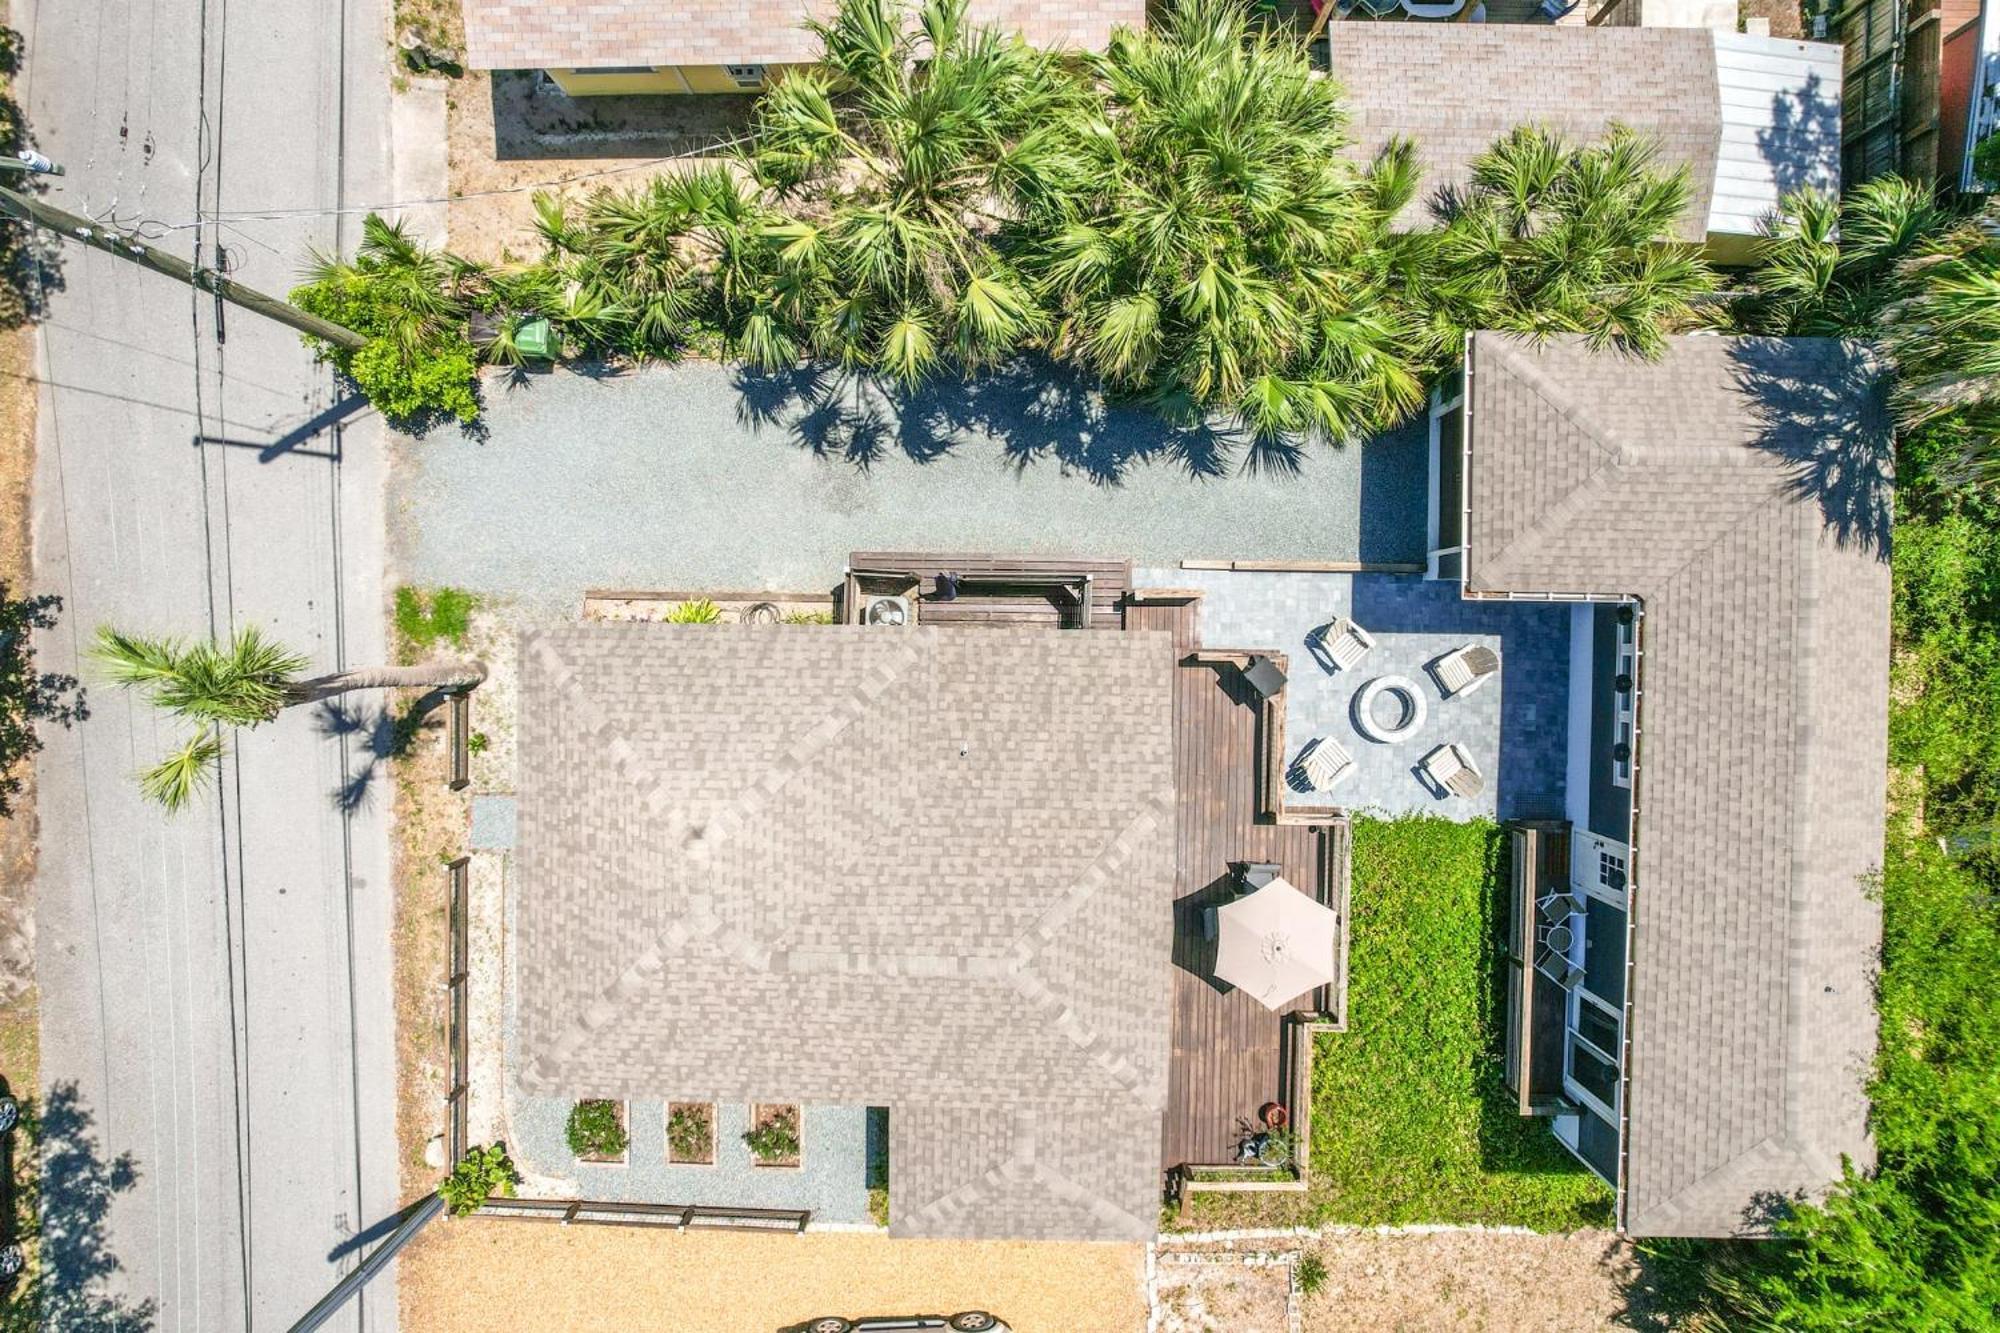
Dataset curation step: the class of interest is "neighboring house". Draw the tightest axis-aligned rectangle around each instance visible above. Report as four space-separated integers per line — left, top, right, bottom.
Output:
514 625 1178 1241
1838 0 1989 188
1325 25 1844 264
1428 333 1891 1235
458 0 1144 96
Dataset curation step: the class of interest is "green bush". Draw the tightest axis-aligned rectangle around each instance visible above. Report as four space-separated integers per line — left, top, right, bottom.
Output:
664 598 722 624
439 1142 518 1216
743 1105 800 1163
667 1103 713 1162
342 334 481 424
394 586 478 657
565 1099 628 1160
288 214 486 426
1295 1252 1328 1297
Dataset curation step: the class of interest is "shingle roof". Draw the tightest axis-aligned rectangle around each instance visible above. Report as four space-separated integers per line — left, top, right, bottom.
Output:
1324 26 1841 242
460 0 1143 72
514 623 1177 1241
1463 333 1890 1236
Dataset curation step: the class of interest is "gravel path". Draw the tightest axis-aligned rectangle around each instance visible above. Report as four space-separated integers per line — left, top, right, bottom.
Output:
395 360 1430 612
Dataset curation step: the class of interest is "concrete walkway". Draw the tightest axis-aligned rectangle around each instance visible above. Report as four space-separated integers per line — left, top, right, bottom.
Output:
395 361 1429 610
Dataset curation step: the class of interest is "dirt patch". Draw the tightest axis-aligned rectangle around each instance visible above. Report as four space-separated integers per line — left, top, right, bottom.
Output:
398 1222 1146 1332
1740 0 1805 37
0 326 37 1003
446 72 754 265
1153 1245 1295 1333
389 659 472 1199
1297 1229 1645 1333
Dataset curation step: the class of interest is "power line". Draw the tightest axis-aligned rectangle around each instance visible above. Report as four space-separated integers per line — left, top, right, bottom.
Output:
107 130 759 236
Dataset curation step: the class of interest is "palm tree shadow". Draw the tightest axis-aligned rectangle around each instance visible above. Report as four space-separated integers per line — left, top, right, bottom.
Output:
1728 338 1893 559
314 695 447 813
730 356 1255 483
25 1081 158 1330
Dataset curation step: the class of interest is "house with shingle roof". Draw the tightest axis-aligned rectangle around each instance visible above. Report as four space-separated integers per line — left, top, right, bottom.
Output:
1428 332 1891 1235
514 623 1179 1240
1325 25 1844 263
458 0 1144 97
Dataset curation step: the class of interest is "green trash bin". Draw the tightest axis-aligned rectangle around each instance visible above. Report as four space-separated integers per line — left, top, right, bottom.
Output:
514 317 558 360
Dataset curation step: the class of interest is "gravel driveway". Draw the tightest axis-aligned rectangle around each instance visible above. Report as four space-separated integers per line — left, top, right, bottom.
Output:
393 360 1429 611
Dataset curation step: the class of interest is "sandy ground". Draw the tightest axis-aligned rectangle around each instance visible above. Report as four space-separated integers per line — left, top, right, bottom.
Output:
0 325 36 1005
398 1222 1147 1332
444 71 753 265
1298 1230 1647 1333
1154 1245 1295 1333
390 651 472 1198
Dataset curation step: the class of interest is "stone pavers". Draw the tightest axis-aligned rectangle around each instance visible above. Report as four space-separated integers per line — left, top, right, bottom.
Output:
1140 568 1569 821
506 1091 873 1222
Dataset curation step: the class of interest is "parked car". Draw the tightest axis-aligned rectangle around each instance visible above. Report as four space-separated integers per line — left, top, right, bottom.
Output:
803 1314 1007 1333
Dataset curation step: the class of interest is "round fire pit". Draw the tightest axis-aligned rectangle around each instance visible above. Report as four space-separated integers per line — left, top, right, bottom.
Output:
1352 674 1428 744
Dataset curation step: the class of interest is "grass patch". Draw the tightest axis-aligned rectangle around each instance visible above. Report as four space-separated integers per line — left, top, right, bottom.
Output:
393 586 477 660
1306 814 1612 1229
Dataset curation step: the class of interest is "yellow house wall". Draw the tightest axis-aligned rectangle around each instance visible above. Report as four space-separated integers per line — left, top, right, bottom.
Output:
546 64 809 97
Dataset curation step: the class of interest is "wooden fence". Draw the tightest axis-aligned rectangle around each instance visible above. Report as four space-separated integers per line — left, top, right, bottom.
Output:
477 1197 810 1232
446 855 470 1165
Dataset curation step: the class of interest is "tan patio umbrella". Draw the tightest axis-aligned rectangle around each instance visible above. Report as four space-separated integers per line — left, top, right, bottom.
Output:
1213 877 1339 1012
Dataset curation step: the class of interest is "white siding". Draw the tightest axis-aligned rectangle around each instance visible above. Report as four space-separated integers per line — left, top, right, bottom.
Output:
1708 33 1844 239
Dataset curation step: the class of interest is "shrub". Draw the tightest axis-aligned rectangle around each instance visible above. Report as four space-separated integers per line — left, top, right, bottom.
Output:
668 1103 713 1162
288 214 487 426
743 1105 801 1163
565 1099 628 1160
439 1142 518 1216
664 598 722 624
1295 1252 1327 1297
467 730 489 754
394 586 478 656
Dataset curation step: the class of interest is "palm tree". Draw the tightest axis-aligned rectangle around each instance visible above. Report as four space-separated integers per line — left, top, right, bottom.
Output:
1420 124 1715 356
1875 203 2000 483
1026 0 1426 442
1736 176 1953 336
735 0 1083 382
525 165 773 362
93 625 485 811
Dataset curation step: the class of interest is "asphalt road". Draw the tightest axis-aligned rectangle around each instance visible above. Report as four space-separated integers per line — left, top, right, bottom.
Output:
21 0 399 1329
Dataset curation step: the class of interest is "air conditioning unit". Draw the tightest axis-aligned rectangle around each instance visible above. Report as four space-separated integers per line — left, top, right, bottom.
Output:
864 595 911 627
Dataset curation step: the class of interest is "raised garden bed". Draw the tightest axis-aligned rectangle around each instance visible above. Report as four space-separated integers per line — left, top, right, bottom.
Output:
744 1103 801 1168
566 1098 629 1165
667 1101 715 1166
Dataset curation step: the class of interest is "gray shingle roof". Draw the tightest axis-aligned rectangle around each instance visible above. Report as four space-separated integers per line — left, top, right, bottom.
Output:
461 0 1144 71
1463 333 1890 1236
1325 27 1841 243
514 623 1177 1240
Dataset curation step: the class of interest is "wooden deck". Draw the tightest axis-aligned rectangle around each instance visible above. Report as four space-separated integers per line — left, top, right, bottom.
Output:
844 552 1131 630
1130 596 1350 1171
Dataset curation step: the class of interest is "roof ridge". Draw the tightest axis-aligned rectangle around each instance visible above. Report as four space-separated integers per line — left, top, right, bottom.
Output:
524 629 929 1090
1469 338 1628 586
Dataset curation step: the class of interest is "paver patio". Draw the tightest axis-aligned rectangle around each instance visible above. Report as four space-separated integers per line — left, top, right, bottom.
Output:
1142 567 1570 821
394 360 1427 609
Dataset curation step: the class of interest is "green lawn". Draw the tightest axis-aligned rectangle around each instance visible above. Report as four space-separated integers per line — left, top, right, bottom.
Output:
1305 815 1614 1229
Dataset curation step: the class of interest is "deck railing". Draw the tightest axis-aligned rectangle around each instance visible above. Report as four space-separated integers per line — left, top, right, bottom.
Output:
445 855 470 1165
476 1197 810 1232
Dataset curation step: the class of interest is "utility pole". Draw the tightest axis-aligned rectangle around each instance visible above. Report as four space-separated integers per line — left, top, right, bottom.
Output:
0 156 364 350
